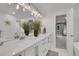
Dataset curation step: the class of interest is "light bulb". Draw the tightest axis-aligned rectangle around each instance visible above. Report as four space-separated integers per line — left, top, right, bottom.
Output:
23 8 25 12
27 6 30 10
16 4 19 10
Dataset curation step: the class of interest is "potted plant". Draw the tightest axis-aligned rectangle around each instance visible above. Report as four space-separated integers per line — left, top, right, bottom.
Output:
22 22 31 36
32 20 41 37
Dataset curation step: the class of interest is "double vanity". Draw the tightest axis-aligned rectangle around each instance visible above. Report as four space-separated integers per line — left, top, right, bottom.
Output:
0 33 51 56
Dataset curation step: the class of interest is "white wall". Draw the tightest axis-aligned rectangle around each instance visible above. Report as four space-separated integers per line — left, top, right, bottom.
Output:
73 4 79 42
40 15 55 48
41 17 51 33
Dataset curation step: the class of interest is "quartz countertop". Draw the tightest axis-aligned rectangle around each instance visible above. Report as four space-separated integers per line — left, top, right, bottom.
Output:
0 33 51 56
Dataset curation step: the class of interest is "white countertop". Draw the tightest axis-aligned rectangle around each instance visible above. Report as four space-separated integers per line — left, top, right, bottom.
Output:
0 33 51 56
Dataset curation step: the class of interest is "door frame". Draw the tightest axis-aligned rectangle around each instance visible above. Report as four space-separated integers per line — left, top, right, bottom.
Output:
54 11 68 48
54 8 74 55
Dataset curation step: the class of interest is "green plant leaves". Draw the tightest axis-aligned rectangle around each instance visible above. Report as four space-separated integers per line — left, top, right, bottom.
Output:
32 20 41 31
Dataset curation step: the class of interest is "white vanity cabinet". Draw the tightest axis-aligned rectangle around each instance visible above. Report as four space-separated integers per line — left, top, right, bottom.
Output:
14 46 37 56
0 33 51 56
14 51 25 56
24 46 37 56
15 37 50 56
38 37 49 56
14 34 51 56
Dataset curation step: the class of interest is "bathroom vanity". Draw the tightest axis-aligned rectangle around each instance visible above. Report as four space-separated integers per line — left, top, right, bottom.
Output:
73 42 79 56
0 33 51 56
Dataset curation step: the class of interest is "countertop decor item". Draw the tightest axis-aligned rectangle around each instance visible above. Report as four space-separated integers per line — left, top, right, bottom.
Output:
22 21 31 36
32 20 41 37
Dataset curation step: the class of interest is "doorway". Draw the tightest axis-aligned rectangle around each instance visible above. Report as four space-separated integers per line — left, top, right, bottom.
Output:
56 14 67 49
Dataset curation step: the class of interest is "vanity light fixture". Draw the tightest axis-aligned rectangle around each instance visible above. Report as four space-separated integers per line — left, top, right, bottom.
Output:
23 4 31 10
16 4 20 10
18 3 42 18
8 3 42 18
27 6 31 10
8 3 11 5
37 14 41 17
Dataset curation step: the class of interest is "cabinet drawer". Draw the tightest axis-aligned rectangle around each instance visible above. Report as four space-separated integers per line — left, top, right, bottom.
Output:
15 51 25 56
38 38 49 56
41 38 48 45
25 46 36 56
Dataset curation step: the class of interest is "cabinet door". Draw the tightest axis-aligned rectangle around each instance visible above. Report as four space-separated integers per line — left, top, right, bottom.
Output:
38 38 49 56
25 46 36 56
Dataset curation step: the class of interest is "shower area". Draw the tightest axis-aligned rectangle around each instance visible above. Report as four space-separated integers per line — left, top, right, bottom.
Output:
56 14 67 49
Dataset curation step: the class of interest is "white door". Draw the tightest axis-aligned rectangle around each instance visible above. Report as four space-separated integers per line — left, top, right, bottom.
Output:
66 8 74 56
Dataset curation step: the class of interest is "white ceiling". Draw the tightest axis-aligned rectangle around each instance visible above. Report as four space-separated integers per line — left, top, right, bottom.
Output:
0 3 34 19
0 3 79 18
31 3 79 17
